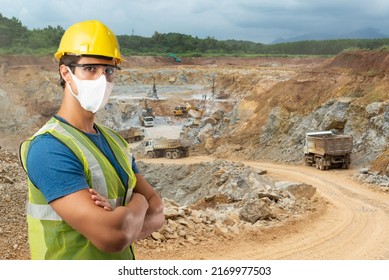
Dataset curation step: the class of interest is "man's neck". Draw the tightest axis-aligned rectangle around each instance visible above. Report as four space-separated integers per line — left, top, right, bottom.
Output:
56 109 97 134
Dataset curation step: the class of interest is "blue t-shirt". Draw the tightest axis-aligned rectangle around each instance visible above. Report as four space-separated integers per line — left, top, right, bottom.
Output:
26 117 139 203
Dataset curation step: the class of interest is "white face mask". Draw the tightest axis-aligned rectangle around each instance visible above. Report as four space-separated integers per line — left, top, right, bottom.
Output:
66 67 113 113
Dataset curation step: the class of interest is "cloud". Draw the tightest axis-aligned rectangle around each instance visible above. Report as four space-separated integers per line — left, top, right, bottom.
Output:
1 0 389 43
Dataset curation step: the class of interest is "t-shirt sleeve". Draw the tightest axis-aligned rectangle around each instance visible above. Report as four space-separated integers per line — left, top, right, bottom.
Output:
26 134 89 203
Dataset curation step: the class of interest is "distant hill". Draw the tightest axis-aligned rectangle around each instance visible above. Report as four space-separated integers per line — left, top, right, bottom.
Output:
272 28 389 44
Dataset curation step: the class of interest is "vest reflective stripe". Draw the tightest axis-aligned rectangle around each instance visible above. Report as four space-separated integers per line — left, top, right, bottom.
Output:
96 124 134 205
26 202 62 221
20 117 137 259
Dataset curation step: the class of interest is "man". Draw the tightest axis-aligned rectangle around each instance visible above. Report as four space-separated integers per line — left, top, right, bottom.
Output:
19 20 164 260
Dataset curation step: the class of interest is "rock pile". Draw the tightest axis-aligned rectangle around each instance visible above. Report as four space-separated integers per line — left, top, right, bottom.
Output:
354 168 389 191
135 159 318 252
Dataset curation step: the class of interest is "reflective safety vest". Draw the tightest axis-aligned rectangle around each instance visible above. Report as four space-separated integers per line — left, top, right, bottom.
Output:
20 117 137 260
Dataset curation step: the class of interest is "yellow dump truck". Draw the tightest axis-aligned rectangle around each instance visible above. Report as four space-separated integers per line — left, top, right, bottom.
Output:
118 127 145 143
144 138 190 159
303 131 353 170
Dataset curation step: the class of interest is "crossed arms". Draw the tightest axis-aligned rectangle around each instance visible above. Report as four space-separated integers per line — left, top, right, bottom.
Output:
50 173 164 253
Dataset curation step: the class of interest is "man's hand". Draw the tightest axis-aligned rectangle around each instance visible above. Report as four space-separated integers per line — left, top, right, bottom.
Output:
88 188 112 211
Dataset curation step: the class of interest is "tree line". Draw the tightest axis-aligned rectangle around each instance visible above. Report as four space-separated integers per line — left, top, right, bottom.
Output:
1 14 389 57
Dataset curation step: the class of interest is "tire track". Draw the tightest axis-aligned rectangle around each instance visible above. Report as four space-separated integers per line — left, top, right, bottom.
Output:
242 161 389 259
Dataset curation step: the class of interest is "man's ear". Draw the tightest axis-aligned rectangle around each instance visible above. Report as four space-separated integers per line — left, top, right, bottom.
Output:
59 65 72 84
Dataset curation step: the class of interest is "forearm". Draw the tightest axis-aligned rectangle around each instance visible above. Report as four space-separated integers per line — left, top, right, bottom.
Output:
132 173 164 240
88 193 149 252
136 195 165 239
119 195 149 242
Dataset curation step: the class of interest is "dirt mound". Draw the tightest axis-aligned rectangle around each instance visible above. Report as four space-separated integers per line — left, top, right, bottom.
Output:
0 55 57 72
256 50 389 114
2 51 386 70
324 49 389 73
0 54 326 69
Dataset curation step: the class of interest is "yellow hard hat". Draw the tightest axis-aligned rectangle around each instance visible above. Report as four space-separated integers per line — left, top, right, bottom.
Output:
54 20 123 64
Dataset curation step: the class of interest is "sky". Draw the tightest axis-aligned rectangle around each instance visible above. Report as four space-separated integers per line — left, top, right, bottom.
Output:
1 0 389 44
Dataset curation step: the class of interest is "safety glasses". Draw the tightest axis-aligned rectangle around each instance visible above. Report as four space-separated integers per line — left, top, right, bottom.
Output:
69 63 121 79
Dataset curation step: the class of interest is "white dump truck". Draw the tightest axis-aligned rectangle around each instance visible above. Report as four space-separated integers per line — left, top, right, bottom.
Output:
140 115 155 127
303 130 353 170
139 99 155 127
144 138 190 159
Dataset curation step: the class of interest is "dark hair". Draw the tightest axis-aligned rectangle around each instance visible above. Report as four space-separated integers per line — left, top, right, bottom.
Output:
58 55 81 88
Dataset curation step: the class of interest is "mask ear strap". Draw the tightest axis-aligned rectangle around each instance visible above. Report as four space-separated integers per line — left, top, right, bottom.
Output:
66 67 79 97
64 67 73 84
66 82 78 99
66 66 75 77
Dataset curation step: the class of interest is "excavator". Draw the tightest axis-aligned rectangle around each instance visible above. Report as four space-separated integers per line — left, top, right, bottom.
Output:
173 102 204 118
173 106 187 117
166 53 182 63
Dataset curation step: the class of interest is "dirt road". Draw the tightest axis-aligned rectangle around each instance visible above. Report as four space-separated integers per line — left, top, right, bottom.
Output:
141 156 389 260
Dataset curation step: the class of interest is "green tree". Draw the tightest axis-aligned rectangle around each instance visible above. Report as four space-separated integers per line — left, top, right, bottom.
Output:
0 14 29 48
28 25 64 49
3 14 389 57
